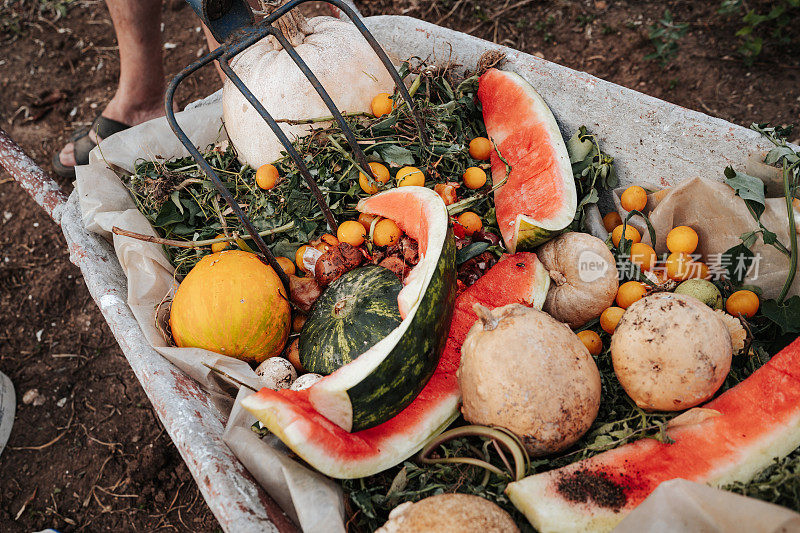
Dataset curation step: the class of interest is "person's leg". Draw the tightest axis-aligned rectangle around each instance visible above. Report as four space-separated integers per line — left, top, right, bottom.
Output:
58 0 166 167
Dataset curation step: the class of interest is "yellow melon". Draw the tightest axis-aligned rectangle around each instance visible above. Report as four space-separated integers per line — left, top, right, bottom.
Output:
170 250 290 363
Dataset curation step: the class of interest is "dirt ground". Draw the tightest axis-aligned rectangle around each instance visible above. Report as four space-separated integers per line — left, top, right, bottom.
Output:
0 0 798 531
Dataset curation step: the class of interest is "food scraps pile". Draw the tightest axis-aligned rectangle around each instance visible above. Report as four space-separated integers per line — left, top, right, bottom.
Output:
117 26 800 531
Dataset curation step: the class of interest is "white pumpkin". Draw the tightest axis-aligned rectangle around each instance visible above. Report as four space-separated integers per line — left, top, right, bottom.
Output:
222 9 395 168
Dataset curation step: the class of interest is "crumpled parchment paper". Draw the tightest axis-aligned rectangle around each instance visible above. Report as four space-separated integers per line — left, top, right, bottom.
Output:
75 96 345 532
615 479 800 533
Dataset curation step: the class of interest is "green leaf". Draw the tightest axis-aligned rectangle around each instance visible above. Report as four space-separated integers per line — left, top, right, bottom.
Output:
761 296 800 334
170 190 184 215
723 242 756 284
456 242 490 265
724 166 766 219
567 129 593 164
376 144 416 167
765 146 798 165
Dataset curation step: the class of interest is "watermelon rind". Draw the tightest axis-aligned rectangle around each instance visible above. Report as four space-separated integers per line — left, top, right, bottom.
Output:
479 69 576 253
308 186 457 432
506 336 800 533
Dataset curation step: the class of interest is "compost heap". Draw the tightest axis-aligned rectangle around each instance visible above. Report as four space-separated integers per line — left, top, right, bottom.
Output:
122 51 800 531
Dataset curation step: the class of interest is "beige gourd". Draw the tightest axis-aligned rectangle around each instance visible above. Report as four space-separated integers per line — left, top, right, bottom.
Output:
611 292 733 411
457 303 601 456
376 493 520 533
537 232 619 328
222 2 394 168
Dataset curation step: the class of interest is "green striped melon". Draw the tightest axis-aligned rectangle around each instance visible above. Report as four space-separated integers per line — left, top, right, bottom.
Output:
294 186 456 432
299 265 402 375
478 68 576 252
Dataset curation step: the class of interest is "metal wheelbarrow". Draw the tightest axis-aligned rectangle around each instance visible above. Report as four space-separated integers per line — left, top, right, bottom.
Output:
0 0 781 529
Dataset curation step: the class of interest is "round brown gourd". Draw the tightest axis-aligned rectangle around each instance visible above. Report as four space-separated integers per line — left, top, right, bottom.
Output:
537 232 619 328
457 303 601 456
611 292 733 411
375 493 519 533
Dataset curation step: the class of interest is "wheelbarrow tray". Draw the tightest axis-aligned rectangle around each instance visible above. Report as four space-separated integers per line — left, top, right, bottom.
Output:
52 14 781 532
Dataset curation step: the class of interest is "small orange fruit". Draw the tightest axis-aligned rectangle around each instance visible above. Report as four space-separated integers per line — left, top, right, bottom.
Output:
600 307 625 334
373 219 402 247
456 211 483 236
274 256 296 276
285 337 303 371
256 163 280 190
577 330 603 356
370 92 393 117
462 166 487 189
726 290 759 318
469 137 493 160
616 281 647 309
337 220 367 247
688 261 710 280
295 245 312 274
666 225 699 254
611 224 641 248
396 166 425 187
211 234 230 253
359 162 391 194
630 242 657 271
358 212 379 231
315 233 339 253
292 313 307 333
603 211 622 232
665 252 693 281
434 183 458 206
620 185 647 212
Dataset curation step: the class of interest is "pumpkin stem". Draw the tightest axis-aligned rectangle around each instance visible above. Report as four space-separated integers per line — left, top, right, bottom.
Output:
473 304 499 331
549 269 567 287
259 0 310 47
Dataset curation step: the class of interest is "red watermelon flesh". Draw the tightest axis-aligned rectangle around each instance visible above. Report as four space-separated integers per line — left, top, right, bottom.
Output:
506 336 800 533
241 252 550 478
478 68 576 253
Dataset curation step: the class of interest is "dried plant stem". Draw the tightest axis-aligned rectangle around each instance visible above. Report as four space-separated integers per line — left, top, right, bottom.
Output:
111 222 295 249
275 111 370 125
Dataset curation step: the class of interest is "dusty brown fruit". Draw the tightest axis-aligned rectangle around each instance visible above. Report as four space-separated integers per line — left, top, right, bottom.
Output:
611 292 733 411
537 232 619 328
314 242 364 286
375 493 519 533
289 275 322 313
457 303 601 456
285 337 303 372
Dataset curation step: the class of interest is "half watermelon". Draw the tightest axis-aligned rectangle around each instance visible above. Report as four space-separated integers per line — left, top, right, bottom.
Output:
241 252 550 478
506 336 800 533
478 68 576 253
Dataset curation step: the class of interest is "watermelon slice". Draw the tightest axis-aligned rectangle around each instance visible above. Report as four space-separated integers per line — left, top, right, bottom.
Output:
241 252 550 478
506 336 800 533
478 69 576 253
302 186 456 432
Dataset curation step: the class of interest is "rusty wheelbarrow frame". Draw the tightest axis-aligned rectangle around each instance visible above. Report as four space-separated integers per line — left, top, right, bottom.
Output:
1 7 787 532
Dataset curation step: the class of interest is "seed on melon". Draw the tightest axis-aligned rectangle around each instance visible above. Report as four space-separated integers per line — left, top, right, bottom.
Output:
478 69 576 252
458 303 601 456
506 336 800 533
241 252 549 478
169 250 290 363
537 232 618 328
